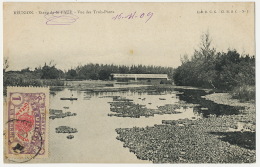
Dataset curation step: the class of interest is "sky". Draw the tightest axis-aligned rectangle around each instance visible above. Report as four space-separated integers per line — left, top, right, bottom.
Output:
3 2 255 71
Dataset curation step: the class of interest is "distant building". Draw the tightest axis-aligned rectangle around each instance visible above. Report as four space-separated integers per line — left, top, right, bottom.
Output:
111 73 169 83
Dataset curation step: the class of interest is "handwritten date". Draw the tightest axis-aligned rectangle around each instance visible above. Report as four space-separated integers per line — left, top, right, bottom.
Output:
112 12 153 23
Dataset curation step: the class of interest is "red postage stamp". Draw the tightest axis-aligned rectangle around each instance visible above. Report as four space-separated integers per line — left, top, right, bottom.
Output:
4 87 49 161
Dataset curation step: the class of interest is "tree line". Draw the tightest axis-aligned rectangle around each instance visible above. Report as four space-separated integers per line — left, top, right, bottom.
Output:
66 64 174 80
4 61 175 84
173 33 255 92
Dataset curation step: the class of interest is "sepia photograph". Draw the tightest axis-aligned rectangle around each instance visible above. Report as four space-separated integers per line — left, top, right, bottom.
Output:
2 1 256 165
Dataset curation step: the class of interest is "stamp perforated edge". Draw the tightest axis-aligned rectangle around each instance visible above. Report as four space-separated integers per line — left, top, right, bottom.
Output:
4 86 49 161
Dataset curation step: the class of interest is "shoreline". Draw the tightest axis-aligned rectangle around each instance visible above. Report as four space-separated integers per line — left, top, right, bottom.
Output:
203 93 255 108
203 93 255 126
115 91 256 163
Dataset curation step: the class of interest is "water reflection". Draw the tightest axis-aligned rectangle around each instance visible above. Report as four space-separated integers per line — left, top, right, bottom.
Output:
51 87 243 118
174 88 243 117
45 86 243 163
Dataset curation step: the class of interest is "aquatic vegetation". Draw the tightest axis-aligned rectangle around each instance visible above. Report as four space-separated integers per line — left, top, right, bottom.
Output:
157 104 181 114
56 126 78 133
108 101 156 118
107 95 187 118
67 135 75 139
49 109 77 120
50 86 66 91
115 92 255 163
50 91 56 95
99 95 121 98
159 98 166 100
116 115 255 163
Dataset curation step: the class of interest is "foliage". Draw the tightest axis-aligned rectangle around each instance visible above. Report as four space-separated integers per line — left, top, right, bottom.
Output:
3 72 64 87
41 65 62 79
160 80 173 85
66 69 77 80
3 71 64 95
214 51 255 90
231 85 255 102
173 33 255 95
3 57 9 72
66 63 174 80
3 62 65 95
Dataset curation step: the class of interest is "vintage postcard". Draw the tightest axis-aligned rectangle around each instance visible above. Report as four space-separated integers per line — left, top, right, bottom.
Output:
3 2 255 164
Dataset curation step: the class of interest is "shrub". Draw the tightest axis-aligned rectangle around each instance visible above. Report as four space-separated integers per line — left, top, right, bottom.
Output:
231 85 255 102
160 80 173 84
3 73 64 95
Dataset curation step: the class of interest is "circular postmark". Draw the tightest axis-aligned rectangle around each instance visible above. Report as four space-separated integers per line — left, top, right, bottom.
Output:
5 119 43 163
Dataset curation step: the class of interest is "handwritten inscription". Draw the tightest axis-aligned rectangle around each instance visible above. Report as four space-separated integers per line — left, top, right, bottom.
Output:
112 12 154 23
44 13 79 25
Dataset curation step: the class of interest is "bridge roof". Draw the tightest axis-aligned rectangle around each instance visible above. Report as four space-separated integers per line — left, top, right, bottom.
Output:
111 73 168 79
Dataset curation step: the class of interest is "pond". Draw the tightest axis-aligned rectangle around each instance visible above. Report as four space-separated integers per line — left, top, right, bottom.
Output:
33 84 242 163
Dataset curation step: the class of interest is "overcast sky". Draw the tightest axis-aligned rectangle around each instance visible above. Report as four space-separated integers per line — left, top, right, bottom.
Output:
4 2 255 71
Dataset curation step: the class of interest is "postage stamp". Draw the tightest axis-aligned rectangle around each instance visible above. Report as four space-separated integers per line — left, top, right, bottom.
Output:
4 87 49 161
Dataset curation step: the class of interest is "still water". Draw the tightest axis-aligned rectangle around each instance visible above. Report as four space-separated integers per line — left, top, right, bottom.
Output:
34 85 241 163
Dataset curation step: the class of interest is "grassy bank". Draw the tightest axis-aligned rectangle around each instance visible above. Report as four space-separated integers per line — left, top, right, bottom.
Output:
231 85 255 102
204 92 255 126
4 74 64 87
3 73 64 95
